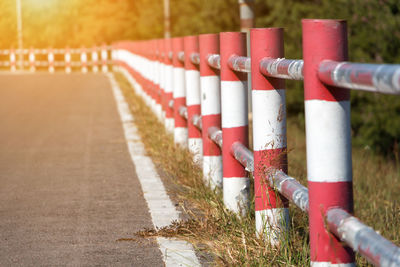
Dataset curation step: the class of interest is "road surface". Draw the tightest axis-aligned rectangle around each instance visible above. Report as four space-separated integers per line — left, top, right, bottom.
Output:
0 73 165 266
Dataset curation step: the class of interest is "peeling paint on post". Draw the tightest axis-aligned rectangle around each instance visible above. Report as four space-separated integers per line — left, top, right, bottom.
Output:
250 28 289 244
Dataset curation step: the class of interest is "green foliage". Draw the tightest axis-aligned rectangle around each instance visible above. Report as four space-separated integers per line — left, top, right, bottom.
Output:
0 0 164 48
170 0 239 36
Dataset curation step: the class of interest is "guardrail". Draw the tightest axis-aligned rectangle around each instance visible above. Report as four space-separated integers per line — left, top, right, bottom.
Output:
0 45 112 73
112 19 400 267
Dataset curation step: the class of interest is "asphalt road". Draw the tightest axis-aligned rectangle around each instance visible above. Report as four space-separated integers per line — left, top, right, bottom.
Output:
0 73 164 266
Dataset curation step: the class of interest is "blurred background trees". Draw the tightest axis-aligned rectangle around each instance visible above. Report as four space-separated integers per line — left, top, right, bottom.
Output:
0 0 399 157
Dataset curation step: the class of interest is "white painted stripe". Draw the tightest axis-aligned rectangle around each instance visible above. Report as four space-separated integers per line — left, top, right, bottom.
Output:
173 67 186 98
203 155 223 189
311 262 355 267
221 80 248 128
201 76 221 116
188 138 203 165
165 118 174 134
255 208 289 246
154 61 160 86
252 89 287 151
174 127 188 147
185 70 201 106
223 177 250 215
160 62 165 94
156 103 163 122
157 237 201 267
165 65 173 93
305 100 352 182
108 73 200 267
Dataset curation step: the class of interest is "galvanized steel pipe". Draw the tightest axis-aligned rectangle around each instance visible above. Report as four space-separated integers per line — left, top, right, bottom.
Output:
230 141 254 172
192 114 202 131
327 208 400 267
208 126 223 149
190 52 200 65
318 60 400 95
228 55 251 73
266 169 309 212
259 58 304 80
207 54 221 70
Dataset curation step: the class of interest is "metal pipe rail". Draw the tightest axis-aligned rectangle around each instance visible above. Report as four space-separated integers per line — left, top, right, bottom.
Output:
178 105 188 120
190 52 200 65
168 99 174 108
206 54 220 69
318 60 400 95
265 169 309 212
178 51 185 63
228 55 251 73
208 126 222 149
230 142 253 172
259 58 304 80
327 208 400 266
192 114 202 131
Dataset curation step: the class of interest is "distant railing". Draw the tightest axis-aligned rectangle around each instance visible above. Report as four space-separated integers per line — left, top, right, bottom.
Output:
0 45 112 73
111 19 400 267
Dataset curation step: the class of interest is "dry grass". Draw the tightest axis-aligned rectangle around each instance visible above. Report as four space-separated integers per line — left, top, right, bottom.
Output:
114 72 399 266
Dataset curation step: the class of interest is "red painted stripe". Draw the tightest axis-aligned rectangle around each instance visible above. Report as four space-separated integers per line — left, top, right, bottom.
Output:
199 34 220 77
174 97 187 128
302 19 349 102
220 32 247 82
308 181 354 263
250 28 285 91
254 148 289 211
202 114 221 156
165 92 173 118
184 36 199 71
155 83 161 104
188 105 201 138
222 126 248 177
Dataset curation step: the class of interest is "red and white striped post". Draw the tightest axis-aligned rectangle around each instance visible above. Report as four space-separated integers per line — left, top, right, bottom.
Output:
302 19 354 266
154 39 163 121
199 33 222 188
159 39 166 122
48 48 55 73
29 47 35 72
10 49 16 72
101 44 108 73
65 47 71 73
220 32 250 215
150 40 158 112
184 36 202 164
172 37 188 147
92 47 99 73
81 47 88 73
250 28 290 243
164 38 174 133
